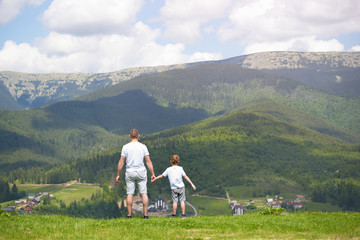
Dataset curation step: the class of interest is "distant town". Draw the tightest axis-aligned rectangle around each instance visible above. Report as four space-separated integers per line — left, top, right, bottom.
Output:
2 191 303 217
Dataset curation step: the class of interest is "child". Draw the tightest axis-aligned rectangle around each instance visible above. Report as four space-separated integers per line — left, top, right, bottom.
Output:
151 155 196 217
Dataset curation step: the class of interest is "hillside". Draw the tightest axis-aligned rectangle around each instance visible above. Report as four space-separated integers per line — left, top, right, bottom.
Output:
79 63 360 138
33 101 358 190
221 51 360 97
0 82 23 110
0 89 208 173
12 101 359 210
1 51 359 110
1 62 359 176
141 101 359 196
0 64 188 109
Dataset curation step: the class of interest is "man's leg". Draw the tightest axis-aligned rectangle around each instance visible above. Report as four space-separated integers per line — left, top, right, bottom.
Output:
180 201 186 215
126 194 133 216
141 193 149 216
173 202 178 215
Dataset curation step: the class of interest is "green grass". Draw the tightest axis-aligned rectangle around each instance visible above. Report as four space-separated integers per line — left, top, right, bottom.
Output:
18 184 66 194
188 196 231 216
1 182 101 207
54 183 101 205
0 212 359 239
304 202 342 212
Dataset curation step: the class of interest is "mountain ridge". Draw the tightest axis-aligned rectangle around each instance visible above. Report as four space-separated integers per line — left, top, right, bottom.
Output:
0 51 359 110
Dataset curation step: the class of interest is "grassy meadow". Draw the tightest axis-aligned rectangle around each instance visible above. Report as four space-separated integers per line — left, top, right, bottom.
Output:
1 212 359 239
1 182 101 207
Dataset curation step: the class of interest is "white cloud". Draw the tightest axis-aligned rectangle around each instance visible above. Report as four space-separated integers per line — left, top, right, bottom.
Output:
188 52 222 63
243 37 344 54
0 0 45 24
349 45 360 52
42 0 144 35
218 0 360 48
160 0 232 44
0 21 221 73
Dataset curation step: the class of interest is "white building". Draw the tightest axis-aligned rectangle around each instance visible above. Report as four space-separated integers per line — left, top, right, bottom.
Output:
233 204 244 216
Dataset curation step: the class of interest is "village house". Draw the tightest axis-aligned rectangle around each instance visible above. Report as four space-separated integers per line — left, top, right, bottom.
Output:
281 200 293 206
32 197 41 204
270 203 282 209
294 202 303 209
24 205 32 214
266 198 274 206
28 193 35 200
15 199 27 205
154 197 168 210
233 204 244 216
230 200 238 209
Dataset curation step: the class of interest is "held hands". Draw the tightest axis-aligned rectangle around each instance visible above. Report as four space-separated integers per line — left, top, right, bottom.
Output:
151 175 157 183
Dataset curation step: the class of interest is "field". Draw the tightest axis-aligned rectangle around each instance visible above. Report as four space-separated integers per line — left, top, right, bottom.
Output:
1 181 101 207
1 212 359 239
188 196 230 216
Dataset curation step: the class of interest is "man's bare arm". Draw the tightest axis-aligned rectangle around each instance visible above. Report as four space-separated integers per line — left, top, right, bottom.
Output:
145 155 155 180
116 156 125 183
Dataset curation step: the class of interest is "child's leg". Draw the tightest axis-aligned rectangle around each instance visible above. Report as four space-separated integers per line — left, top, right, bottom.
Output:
172 202 178 215
180 201 185 215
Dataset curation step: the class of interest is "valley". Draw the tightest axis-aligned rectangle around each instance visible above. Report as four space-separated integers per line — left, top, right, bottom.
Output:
0 52 359 214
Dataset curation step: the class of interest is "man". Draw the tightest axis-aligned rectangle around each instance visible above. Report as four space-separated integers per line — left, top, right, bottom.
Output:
116 129 155 219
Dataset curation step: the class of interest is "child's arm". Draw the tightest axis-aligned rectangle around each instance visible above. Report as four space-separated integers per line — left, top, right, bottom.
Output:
184 175 196 190
151 174 164 183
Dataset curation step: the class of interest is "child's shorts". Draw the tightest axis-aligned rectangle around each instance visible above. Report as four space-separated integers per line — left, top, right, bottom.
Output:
171 187 186 203
125 169 147 194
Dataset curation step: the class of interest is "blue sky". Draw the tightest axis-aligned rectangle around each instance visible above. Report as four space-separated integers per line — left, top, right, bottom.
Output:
0 0 359 73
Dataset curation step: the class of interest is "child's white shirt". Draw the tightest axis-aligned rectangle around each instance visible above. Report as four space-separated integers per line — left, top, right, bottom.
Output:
162 166 186 189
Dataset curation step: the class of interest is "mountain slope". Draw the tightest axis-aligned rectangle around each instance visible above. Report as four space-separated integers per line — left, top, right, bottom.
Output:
141 101 359 195
0 63 359 175
58 101 359 198
79 63 360 139
1 52 359 110
220 51 360 97
0 90 208 171
0 82 23 110
0 64 188 109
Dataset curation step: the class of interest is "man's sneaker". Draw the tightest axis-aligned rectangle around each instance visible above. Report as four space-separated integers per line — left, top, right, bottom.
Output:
171 214 176 218
125 215 131 219
181 214 186 218
144 215 149 219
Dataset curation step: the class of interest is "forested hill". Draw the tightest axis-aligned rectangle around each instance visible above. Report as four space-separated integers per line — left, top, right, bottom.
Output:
143 101 359 192
78 63 360 138
0 62 359 181
17 101 358 210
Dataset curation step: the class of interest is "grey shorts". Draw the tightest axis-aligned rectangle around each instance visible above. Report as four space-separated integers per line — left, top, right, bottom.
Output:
125 169 147 195
171 187 186 203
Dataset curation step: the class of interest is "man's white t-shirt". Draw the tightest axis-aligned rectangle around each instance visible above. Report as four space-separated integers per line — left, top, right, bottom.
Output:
162 166 186 189
121 142 149 172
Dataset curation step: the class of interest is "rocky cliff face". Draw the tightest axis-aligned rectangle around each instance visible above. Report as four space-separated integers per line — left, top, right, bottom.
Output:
0 64 187 109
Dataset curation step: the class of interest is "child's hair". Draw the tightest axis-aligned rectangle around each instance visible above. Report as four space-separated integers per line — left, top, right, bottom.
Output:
170 155 180 165
129 129 139 139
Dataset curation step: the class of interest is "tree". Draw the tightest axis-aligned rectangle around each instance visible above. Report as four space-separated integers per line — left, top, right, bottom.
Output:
10 183 18 199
